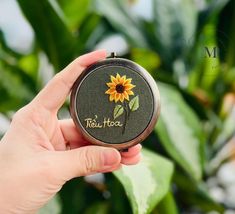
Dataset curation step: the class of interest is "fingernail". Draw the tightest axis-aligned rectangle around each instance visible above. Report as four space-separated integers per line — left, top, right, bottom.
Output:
103 149 120 167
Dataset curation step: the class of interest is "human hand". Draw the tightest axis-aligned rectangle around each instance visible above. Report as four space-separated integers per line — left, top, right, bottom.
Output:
0 50 142 213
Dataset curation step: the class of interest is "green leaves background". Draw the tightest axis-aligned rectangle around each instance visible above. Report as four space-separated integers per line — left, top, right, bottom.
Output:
156 83 204 181
114 149 173 214
1 0 235 213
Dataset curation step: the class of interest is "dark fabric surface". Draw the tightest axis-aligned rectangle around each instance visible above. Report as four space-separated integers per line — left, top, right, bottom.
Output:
76 65 154 144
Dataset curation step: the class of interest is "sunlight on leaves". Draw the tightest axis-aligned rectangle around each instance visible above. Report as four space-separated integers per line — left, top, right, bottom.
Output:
114 149 173 214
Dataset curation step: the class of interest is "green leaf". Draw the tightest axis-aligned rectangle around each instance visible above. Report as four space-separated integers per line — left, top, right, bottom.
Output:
129 96 139 112
76 14 103 51
0 30 21 58
57 0 90 30
93 0 148 48
155 191 178 214
18 54 39 82
113 149 174 214
131 48 161 75
173 171 225 213
216 0 235 68
0 63 34 102
113 105 124 119
84 202 109 214
17 0 77 70
212 111 235 157
155 83 204 181
152 0 197 68
198 0 230 31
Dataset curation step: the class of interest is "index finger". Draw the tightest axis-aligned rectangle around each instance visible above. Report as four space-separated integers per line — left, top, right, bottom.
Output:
32 50 107 112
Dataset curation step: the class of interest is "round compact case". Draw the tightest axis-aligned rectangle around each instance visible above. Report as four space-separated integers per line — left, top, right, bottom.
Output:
70 53 160 150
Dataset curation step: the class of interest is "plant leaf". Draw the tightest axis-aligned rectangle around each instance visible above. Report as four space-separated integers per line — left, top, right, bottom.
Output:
155 83 204 181
173 171 225 213
198 0 230 32
93 0 148 48
57 0 90 30
156 191 178 214
84 202 109 214
153 0 197 69
113 105 124 119
113 148 174 214
129 96 139 112
216 0 235 68
0 63 34 113
17 0 77 71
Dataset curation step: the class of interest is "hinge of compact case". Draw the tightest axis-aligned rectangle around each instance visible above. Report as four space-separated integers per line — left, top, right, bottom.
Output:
108 52 117 58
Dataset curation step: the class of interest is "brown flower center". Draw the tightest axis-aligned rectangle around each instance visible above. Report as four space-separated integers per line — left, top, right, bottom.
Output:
116 84 125 93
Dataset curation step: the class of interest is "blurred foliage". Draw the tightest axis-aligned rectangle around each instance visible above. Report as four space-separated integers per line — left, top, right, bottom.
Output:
114 149 173 214
0 0 235 213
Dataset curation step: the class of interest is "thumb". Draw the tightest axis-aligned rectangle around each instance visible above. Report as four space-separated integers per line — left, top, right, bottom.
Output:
50 146 121 181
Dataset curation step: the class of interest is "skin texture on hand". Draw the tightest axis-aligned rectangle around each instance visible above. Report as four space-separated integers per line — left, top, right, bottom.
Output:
0 50 142 214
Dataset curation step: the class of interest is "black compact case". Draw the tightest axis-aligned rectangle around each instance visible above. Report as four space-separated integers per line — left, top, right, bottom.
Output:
70 53 160 150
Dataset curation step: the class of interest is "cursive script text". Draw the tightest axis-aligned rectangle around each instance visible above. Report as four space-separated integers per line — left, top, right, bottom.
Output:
84 115 123 129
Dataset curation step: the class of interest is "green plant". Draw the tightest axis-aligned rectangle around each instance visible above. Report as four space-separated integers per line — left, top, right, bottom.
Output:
0 0 235 213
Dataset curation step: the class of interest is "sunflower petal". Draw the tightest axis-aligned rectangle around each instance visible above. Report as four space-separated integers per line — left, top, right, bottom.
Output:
105 89 116 94
120 94 125 102
111 75 118 84
106 82 116 88
124 78 132 85
109 94 115 101
115 93 121 103
123 91 129 101
125 84 135 90
119 75 126 84
127 90 134 95
116 73 121 81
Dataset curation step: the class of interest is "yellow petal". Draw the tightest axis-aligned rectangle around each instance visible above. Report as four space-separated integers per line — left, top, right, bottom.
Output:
111 75 118 84
109 94 115 101
123 91 129 101
106 82 116 88
119 75 126 84
127 90 134 95
116 73 121 81
115 93 121 103
125 84 135 90
120 94 125 102
119 78 124 84
105 89 116 94
124 78 132 85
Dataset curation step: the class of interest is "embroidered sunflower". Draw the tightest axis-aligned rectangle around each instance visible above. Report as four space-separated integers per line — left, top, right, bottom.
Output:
105 73 135 103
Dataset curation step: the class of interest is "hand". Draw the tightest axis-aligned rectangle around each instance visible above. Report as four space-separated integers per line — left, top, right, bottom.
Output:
0 50 142 214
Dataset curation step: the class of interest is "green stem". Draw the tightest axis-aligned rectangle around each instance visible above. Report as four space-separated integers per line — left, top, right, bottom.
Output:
122 101 129 134
126 101 130 120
